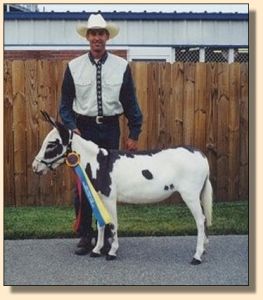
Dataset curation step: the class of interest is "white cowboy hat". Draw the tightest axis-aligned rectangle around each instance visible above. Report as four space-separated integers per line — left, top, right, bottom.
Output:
76 13 119 39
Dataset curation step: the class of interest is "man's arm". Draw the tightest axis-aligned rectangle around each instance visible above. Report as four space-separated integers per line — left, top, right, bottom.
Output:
119 65 143 149
59 65 78 131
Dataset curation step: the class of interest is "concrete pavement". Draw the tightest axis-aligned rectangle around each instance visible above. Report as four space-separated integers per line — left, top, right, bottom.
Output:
4 235 248 286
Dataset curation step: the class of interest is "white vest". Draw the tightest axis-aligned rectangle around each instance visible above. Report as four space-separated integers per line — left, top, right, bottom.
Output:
68 53 128 116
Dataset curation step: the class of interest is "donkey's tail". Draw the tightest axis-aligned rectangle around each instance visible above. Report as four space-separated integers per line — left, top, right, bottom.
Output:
201 175 213 227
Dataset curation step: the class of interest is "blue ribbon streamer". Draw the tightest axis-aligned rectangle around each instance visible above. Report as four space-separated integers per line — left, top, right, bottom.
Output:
74 165 107 227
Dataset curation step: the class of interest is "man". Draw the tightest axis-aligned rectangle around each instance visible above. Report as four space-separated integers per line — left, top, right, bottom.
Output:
59 14 143 255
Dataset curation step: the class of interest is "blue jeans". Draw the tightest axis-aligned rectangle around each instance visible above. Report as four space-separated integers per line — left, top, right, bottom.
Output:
74 118 120 236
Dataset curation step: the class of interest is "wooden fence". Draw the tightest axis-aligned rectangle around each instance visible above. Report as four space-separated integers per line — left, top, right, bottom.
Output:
4 60 248 206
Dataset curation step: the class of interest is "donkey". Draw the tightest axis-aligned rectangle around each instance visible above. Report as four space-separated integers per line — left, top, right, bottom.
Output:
32 113 213 264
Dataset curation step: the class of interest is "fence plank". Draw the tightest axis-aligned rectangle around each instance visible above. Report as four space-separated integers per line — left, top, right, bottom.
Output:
47 61 61 205
183 63 195 145
12 61 27 206
194 63 207 151
37 60 54 205
4 60 15 206
147 63 159 148
171 62 184 146
217 63 230 201
239 63 248 200
25 60 40 205
206 63 218 193
158 63 171 148
228 63 241 201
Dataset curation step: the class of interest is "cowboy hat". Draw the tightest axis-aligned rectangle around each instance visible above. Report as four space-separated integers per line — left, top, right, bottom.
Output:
76 14 119 39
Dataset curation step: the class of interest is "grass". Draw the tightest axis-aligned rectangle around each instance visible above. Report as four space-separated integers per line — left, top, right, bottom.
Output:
4 202 248 239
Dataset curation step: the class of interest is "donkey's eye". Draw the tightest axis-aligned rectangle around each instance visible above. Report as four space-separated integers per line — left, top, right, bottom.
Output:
46 139 60 150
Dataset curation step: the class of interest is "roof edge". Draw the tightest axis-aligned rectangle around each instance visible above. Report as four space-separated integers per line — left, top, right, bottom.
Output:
4 11 249 21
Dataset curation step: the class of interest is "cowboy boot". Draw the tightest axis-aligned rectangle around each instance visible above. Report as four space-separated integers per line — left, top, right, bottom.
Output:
74 232 95 255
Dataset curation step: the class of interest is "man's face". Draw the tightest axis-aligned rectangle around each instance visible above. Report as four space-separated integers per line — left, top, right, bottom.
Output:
87 29 109 53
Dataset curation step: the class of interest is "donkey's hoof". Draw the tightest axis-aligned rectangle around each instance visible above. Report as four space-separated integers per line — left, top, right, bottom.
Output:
191 258 202 265
106 254 116 261
90 251 101 258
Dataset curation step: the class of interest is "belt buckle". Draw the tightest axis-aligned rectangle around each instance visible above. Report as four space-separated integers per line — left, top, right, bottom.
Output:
96 116 103 124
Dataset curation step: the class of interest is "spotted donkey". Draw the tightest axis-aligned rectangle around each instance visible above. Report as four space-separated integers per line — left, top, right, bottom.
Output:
32 112 213 264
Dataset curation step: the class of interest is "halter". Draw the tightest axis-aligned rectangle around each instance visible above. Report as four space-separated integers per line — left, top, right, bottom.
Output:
35 130 74 171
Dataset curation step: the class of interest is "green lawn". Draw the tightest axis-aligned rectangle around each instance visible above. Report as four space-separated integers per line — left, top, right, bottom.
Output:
4 202 248 239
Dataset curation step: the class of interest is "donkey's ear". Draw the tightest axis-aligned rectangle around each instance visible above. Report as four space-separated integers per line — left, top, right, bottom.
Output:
40 110 69 145
40 110 57 127
55 121 70 146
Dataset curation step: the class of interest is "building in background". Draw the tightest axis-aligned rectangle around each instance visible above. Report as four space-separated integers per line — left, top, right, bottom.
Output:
4 10 248 63
4 4 38 12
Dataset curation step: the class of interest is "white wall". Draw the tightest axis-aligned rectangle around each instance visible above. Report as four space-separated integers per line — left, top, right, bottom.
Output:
127 47 175 62
4 19 248 47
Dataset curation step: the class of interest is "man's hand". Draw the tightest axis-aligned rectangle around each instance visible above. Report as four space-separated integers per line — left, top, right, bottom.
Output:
126 138 138 151
73 128 81 136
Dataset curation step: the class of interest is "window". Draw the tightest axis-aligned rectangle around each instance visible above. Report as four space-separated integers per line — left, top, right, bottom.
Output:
175 48 199 63
205 48 228 63
234 48 248 63
174 47 248 63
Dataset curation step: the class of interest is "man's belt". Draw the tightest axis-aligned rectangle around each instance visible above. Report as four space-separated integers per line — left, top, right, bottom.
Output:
76 114 120 125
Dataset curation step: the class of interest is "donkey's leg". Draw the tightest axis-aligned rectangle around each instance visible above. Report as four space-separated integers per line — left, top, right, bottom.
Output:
90 223 105 257
203 218 209 252
181 191 206 264
103 198 119 260
198 204 209 254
